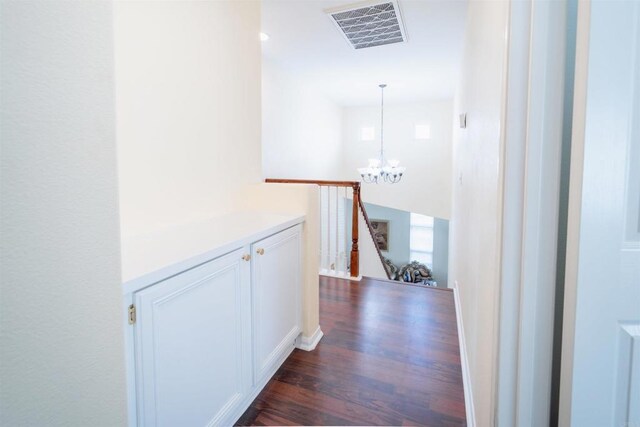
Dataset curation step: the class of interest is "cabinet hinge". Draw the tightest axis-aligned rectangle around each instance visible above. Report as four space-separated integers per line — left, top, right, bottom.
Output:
128 304 136 325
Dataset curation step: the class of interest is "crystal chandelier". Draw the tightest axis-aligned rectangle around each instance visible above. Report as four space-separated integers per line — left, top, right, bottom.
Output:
357 84 405 184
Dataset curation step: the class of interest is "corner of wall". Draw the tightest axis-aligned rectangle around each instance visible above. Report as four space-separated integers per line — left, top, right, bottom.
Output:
242 183 321 338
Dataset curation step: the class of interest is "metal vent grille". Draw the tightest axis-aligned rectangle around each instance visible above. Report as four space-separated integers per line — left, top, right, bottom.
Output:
328 1 406 49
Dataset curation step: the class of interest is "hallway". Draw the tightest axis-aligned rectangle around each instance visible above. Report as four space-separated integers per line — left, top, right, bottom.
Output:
237 276 466 426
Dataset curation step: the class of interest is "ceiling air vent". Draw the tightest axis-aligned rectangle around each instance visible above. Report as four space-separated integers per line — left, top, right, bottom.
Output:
327 1 407 50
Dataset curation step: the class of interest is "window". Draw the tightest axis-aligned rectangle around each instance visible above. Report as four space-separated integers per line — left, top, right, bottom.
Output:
410 213 434 267
414 123 431 140
360 126 375 141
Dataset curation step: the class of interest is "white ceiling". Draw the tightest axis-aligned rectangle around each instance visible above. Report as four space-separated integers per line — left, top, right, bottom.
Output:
261 0 468 106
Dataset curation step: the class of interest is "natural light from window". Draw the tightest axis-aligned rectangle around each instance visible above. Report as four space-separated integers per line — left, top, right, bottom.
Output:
360 126 375 141
410 213 434 267
414 123 431 140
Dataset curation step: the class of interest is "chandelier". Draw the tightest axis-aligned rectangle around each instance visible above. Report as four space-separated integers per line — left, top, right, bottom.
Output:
357 84 405 184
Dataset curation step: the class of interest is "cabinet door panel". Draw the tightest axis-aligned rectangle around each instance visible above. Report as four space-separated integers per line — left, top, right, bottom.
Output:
252 226 302 384
134 249 250 427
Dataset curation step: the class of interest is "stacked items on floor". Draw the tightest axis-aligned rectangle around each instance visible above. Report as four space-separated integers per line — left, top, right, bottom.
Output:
382 258 437 287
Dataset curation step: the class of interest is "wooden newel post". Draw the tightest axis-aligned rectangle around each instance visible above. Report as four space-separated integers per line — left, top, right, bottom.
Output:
350 183 360 278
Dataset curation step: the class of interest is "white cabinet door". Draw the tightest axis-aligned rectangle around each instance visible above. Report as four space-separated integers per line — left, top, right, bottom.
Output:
251 225 302 385
133 248 251 427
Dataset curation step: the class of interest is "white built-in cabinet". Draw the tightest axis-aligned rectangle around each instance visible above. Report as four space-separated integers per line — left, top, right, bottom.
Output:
122 215 303 427
133 248 251 426
251 227 302 385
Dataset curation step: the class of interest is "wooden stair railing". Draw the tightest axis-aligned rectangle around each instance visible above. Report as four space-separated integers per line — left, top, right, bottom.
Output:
265 178 392 281
356 193 392 280
265 178 361 278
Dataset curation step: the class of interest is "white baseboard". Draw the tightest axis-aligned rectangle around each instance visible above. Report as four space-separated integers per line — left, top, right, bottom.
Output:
296 326 324 351
229 341 296 425
453 283 476 427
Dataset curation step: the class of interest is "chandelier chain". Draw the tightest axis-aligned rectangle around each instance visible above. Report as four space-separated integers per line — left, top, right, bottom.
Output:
380 84 385 161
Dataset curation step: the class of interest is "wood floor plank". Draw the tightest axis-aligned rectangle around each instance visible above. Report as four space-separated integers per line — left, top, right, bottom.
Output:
288 343 464 392
236 276 467 426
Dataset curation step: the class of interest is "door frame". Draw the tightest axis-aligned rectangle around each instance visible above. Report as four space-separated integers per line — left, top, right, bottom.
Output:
557 0 591 424
495 0 576 424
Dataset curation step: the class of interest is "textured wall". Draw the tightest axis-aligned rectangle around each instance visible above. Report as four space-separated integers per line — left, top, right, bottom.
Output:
115 0 262 237
0 1 127 425
242 184 321 338
262 60 344 181
342 101 454 220
449 0 509 425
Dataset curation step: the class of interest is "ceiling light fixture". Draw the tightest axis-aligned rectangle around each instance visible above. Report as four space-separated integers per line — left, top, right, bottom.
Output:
357 84 405 184
259 32 270 41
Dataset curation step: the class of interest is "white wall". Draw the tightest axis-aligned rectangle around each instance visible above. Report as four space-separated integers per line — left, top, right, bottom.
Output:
115 0 262 237
342 101 453 219
0 1 128 425
449 1 509 425
241 183 321 338
262 60 343 180
114 1 322 341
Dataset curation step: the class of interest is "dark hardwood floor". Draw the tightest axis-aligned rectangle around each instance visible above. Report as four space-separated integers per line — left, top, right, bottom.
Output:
236 276 466 426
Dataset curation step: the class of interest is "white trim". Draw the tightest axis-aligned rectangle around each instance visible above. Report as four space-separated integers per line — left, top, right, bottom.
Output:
231 344 297 425
453 284 475 427
517 1 568 425
495 1 532 424
255 326 301 384
496 0 573 424
123 294 138 427
559 1 590 424
296 326 324 351
121 213 305 295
